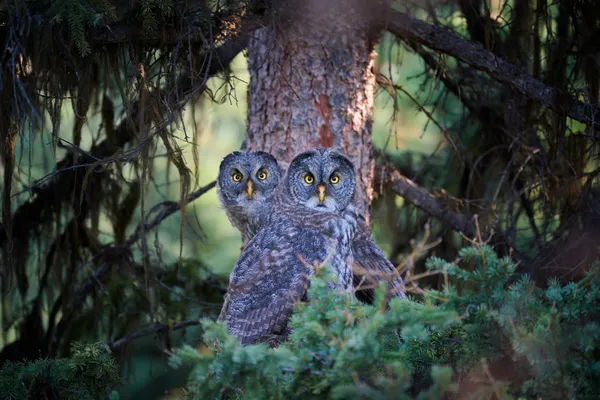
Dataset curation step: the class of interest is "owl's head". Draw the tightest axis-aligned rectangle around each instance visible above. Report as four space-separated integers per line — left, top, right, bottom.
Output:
217 150 282 206
286 148 356 212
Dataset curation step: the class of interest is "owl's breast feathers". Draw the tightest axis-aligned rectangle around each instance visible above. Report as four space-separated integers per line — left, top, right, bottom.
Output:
221 197 275 241
220 204 359 346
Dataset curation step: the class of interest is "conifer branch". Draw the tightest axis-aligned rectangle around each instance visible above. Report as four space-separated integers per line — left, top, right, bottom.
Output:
386 10 600 129
0 28 253 248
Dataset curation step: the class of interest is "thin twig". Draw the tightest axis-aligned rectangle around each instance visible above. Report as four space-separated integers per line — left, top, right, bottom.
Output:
126 181 216 246
110 319 203 350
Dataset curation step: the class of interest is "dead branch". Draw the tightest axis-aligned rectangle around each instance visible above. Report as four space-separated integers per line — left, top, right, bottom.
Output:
125 181 216 247
376 164 529 265
386 10 600 129
376 165 476 238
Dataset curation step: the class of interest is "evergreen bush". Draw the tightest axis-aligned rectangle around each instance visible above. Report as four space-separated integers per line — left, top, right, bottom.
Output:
3 244 599 399
0 342 120 399
169 244 600 399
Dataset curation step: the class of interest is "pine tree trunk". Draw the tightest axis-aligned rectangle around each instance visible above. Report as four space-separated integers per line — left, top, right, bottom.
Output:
245 1 380 215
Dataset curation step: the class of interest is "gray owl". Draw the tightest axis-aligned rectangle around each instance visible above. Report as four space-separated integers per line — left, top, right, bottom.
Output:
216 149 406 304
216 150 284 247
219 148 360 345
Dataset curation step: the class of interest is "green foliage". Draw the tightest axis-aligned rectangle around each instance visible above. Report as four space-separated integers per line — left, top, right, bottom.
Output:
425 246 600 399
4 247 598 399
71 258 225 355
0 342 120 400
140 0 173 33
169 245 600 399
47 0 117 56
169 267 460 399
44 0 176 56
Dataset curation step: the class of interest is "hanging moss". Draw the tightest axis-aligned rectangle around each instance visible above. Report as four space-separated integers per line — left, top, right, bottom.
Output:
0 0 240 362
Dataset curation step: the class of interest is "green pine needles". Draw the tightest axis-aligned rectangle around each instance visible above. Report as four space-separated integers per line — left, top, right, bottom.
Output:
3 244 600 399
169 244 600 400
140 0 173 34
45 0 175 56
0 342 120 400
47 0 117 56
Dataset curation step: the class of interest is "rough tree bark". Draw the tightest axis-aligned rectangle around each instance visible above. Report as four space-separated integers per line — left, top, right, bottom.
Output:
245 0 382 215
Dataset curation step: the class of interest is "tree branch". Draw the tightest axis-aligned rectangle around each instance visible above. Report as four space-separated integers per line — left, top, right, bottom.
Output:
377 165 476 238
69 181 218 353
90 13 214 46
48 181 217 353
378 164 530 264
0 26 253 248
124 181 216 247
109 319 203 350
386 10 600 129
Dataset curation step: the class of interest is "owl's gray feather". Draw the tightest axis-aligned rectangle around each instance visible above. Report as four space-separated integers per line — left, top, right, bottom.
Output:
351 216 406 302
220 148 360 345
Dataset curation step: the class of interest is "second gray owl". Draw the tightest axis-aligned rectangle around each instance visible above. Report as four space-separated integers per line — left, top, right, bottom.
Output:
219 148 360 345
217 149 406 303
216 150 283 246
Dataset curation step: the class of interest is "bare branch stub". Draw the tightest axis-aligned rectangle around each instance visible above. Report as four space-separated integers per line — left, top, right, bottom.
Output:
375 165 476 239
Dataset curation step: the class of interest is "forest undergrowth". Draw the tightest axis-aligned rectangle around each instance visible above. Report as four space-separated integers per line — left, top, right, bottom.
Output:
3 240 600 400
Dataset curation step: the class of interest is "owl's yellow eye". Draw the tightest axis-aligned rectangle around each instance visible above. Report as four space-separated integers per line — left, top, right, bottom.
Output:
257 171 267 180
330 175 340 184
304 174 314 184
232 173 242 182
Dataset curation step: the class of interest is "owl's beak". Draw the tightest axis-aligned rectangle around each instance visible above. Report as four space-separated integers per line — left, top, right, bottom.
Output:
246 180 254 199
317 184 326 203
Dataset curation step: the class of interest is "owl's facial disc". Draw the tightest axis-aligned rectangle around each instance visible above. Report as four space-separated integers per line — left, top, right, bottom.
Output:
304 178 338 211
287 148 356 212
299 172 339 212
234 174 260 205
217 150 281 207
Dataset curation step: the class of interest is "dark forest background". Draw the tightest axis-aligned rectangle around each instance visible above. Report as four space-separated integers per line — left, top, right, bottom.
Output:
1 0 600 398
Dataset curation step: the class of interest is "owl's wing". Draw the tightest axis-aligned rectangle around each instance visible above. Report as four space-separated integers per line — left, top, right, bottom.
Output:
225 274 310 345
221 219 324 346
352 217 407 303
